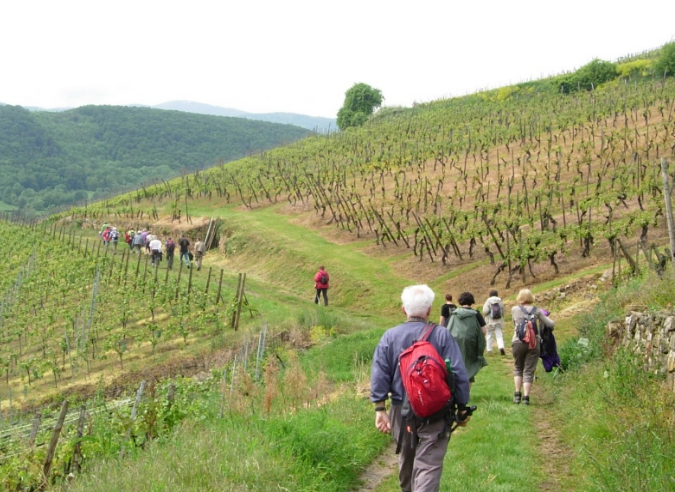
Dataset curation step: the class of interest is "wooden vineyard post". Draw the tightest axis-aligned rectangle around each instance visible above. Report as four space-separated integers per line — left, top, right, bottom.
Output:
27 411 41 447
187 265 194 303
134 250 142 280
205 267 212 294
141 255 150 294
120 380 146 459
230 274 242 329
108 252 115 279
216 269 224 304
43 400 69 486
175 261 183 300
231 273 246 331
659 157 675 279
72 404 87 474
124 248 131 287
237 273 247 330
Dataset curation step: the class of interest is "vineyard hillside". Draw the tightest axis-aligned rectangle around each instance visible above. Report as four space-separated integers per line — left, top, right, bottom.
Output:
3 47 675 491
28 72 675 405
69 75 675 299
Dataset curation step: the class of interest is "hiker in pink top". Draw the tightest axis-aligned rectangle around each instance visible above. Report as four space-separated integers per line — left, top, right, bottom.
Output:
314 266 329 306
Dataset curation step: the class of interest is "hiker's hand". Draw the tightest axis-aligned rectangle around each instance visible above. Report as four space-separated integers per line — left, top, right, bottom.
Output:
457 411 470 427
375 411 391 434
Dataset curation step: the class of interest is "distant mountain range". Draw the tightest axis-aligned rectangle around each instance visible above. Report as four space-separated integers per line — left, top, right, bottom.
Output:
8 101 336 133
151 101 336 133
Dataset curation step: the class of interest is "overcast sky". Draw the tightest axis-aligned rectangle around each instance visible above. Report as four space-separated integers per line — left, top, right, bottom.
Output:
1 1 674 118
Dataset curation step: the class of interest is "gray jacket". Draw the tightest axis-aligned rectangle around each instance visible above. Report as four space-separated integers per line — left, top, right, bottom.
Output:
370 321 470 406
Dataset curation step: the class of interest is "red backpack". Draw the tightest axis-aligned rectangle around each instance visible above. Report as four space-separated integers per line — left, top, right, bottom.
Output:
399 324 452 419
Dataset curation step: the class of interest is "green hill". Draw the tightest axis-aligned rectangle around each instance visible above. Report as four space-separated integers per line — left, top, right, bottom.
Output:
0 104 310 213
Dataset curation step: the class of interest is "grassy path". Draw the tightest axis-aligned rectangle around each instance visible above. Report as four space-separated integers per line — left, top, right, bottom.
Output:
199 204 591 492
201 204 418 316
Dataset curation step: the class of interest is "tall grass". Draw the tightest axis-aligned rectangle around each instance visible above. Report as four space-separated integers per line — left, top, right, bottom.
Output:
53 382 387 492
548 272 675 491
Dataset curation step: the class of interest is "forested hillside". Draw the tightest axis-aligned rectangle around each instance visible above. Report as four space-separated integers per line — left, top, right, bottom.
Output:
0 105 310 213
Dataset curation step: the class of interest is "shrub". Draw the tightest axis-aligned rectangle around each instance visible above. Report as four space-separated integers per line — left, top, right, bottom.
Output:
654 41 675 78
558 336 595 371
556 59 617 93
616 59 654 79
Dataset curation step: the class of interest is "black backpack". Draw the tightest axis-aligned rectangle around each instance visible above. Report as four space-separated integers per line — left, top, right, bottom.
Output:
166 240 176 253
490 302 502 319
320 273 328 284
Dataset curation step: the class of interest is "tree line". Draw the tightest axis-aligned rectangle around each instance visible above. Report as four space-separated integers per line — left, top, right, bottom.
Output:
0 105 310 214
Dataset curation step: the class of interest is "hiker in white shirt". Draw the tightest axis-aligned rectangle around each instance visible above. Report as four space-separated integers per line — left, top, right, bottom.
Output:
149 237 162 266
482 290 506 356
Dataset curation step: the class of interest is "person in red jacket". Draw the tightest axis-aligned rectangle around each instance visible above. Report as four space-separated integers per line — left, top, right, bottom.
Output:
314 266 329 306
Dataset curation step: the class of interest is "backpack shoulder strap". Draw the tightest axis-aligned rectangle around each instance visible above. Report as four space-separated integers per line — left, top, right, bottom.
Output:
420 323 436 342
519 305 534 318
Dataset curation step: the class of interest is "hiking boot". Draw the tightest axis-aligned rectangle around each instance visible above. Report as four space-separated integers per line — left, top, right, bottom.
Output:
522 396 530 405
513 392 522 404
500 348 506 356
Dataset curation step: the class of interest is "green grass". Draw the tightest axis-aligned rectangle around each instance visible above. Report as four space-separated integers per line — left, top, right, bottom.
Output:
57 392 386 492
543 271 675 492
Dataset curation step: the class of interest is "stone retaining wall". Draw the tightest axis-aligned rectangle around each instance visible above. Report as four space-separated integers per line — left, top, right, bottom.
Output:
607 311 675 391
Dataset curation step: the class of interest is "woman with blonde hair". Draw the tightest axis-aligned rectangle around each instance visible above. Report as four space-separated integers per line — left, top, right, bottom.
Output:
511 289 554 405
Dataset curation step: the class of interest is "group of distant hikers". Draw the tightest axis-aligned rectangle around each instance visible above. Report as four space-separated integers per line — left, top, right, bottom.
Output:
366 283 560 491
99 223 206 270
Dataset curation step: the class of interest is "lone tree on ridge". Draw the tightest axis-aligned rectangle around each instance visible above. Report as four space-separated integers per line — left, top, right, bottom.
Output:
336 83 383 130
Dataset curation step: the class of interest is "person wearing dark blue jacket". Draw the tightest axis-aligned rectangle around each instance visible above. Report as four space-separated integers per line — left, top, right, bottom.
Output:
370 284 471 492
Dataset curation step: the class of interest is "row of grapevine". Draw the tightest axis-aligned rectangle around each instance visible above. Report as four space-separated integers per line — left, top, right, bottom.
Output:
0 322 291 490
0 220 247 417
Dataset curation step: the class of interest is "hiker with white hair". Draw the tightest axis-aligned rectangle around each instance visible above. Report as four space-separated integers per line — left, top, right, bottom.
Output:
370 284 471 492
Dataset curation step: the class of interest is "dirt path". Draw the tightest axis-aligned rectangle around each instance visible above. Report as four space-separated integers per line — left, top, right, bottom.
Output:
531 381 573 490
352 441 398 492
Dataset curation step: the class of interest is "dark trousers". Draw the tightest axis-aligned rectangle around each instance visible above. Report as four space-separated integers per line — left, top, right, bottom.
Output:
315 288 328 306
